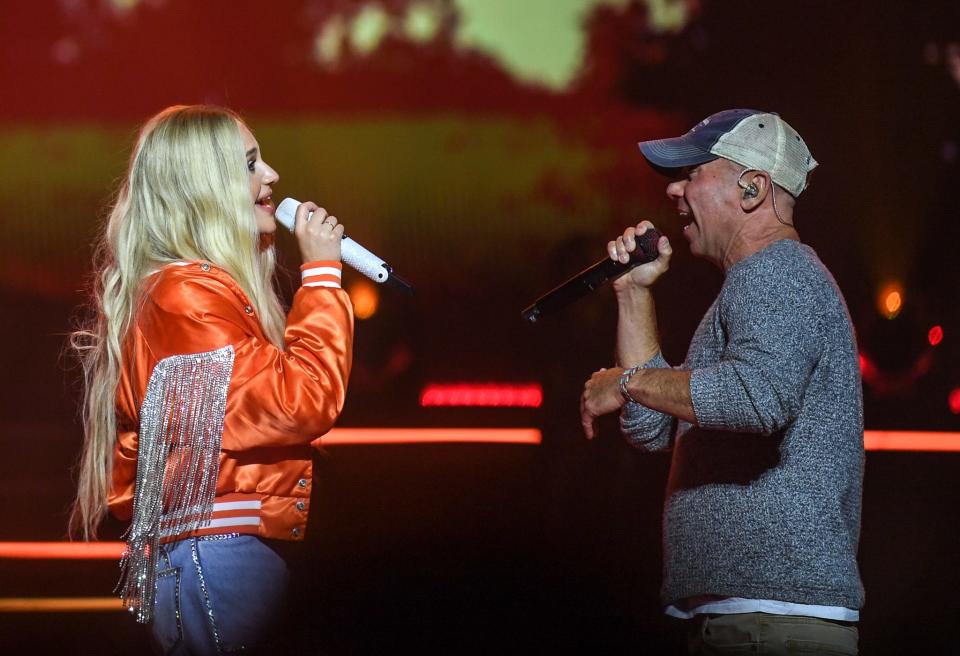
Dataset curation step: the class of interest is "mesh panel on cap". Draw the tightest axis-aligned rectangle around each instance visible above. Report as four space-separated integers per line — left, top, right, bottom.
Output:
709 113 816 196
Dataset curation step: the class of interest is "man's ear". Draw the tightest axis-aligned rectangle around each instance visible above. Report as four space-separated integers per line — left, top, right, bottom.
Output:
739 170 770 211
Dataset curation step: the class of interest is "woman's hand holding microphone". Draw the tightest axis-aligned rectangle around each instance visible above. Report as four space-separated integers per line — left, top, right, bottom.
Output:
293 201 343 263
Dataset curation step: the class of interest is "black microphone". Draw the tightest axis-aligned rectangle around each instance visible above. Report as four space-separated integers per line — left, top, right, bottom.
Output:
521 229 661 323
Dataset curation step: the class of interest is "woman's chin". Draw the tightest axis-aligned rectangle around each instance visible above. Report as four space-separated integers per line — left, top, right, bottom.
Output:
255 212 277 232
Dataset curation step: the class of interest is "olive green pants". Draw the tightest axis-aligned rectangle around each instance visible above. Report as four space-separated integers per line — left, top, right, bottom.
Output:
687 613 859 655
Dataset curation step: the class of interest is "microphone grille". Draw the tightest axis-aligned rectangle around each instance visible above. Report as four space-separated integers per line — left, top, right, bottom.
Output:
274 198 301 232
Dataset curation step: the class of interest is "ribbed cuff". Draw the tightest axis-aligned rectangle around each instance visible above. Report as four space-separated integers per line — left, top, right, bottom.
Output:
300 260 342 289
639 351 668 370
689 366 724 429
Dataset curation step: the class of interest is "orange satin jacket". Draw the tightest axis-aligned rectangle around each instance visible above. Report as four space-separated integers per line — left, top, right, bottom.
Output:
108 261 354 543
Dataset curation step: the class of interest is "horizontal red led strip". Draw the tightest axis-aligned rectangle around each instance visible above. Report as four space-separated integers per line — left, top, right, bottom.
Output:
862 430 960 452
323 428 542 445
0 542 124 560
0 597 124 613
419 384 543 408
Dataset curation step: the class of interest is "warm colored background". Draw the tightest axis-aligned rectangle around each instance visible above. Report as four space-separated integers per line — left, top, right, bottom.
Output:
1 1 958 653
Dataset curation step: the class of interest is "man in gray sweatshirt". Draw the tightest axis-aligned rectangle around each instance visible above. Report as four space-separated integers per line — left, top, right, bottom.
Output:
580 109 864 655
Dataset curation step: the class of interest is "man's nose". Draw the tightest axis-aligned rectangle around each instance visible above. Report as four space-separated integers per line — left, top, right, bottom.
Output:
666 179 685 199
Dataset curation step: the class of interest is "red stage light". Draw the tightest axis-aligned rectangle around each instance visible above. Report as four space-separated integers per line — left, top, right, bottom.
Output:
419 383 543 407
949 388 960 415
928 325 944 346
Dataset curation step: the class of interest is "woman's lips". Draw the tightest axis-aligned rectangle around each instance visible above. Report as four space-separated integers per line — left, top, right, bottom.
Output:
256 197 276 214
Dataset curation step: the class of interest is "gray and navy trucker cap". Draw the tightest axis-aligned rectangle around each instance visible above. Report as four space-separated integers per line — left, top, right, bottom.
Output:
638 108 818 197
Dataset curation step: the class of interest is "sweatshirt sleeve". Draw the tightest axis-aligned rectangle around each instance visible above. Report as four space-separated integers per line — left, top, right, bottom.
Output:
137 267 354 452
689 268 820 435
619 351 678 452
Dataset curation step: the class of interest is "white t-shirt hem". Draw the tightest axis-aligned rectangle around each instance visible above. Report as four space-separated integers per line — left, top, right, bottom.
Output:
665 598 859 622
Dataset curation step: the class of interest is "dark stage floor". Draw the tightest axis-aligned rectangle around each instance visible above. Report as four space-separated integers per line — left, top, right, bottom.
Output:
2 435 958 655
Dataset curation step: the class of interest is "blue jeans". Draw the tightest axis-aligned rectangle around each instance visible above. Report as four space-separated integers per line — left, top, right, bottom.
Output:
151 535 290 655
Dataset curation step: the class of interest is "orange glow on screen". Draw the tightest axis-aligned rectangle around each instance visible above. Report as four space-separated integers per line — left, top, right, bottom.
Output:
883 291 902 317
877 281 904 319
347 280 379 320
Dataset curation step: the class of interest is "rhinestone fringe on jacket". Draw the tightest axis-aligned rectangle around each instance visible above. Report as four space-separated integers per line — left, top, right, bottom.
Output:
118 345 234 623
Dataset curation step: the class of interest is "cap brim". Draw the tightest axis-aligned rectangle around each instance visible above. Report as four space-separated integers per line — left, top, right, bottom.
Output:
638 137 718 173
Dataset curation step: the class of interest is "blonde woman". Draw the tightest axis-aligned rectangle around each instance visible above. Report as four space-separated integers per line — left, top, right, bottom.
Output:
71 105 354 654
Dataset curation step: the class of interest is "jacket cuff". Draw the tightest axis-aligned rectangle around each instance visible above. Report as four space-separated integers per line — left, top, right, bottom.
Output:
300 261 342 289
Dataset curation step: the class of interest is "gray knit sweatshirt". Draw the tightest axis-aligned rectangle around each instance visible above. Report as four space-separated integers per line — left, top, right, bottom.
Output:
621 239 864 610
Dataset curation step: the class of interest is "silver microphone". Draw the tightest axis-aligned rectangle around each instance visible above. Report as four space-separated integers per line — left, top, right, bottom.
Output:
275 198 413 294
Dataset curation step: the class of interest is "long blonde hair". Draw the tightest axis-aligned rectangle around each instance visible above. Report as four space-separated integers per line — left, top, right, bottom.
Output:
70 105 286 540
